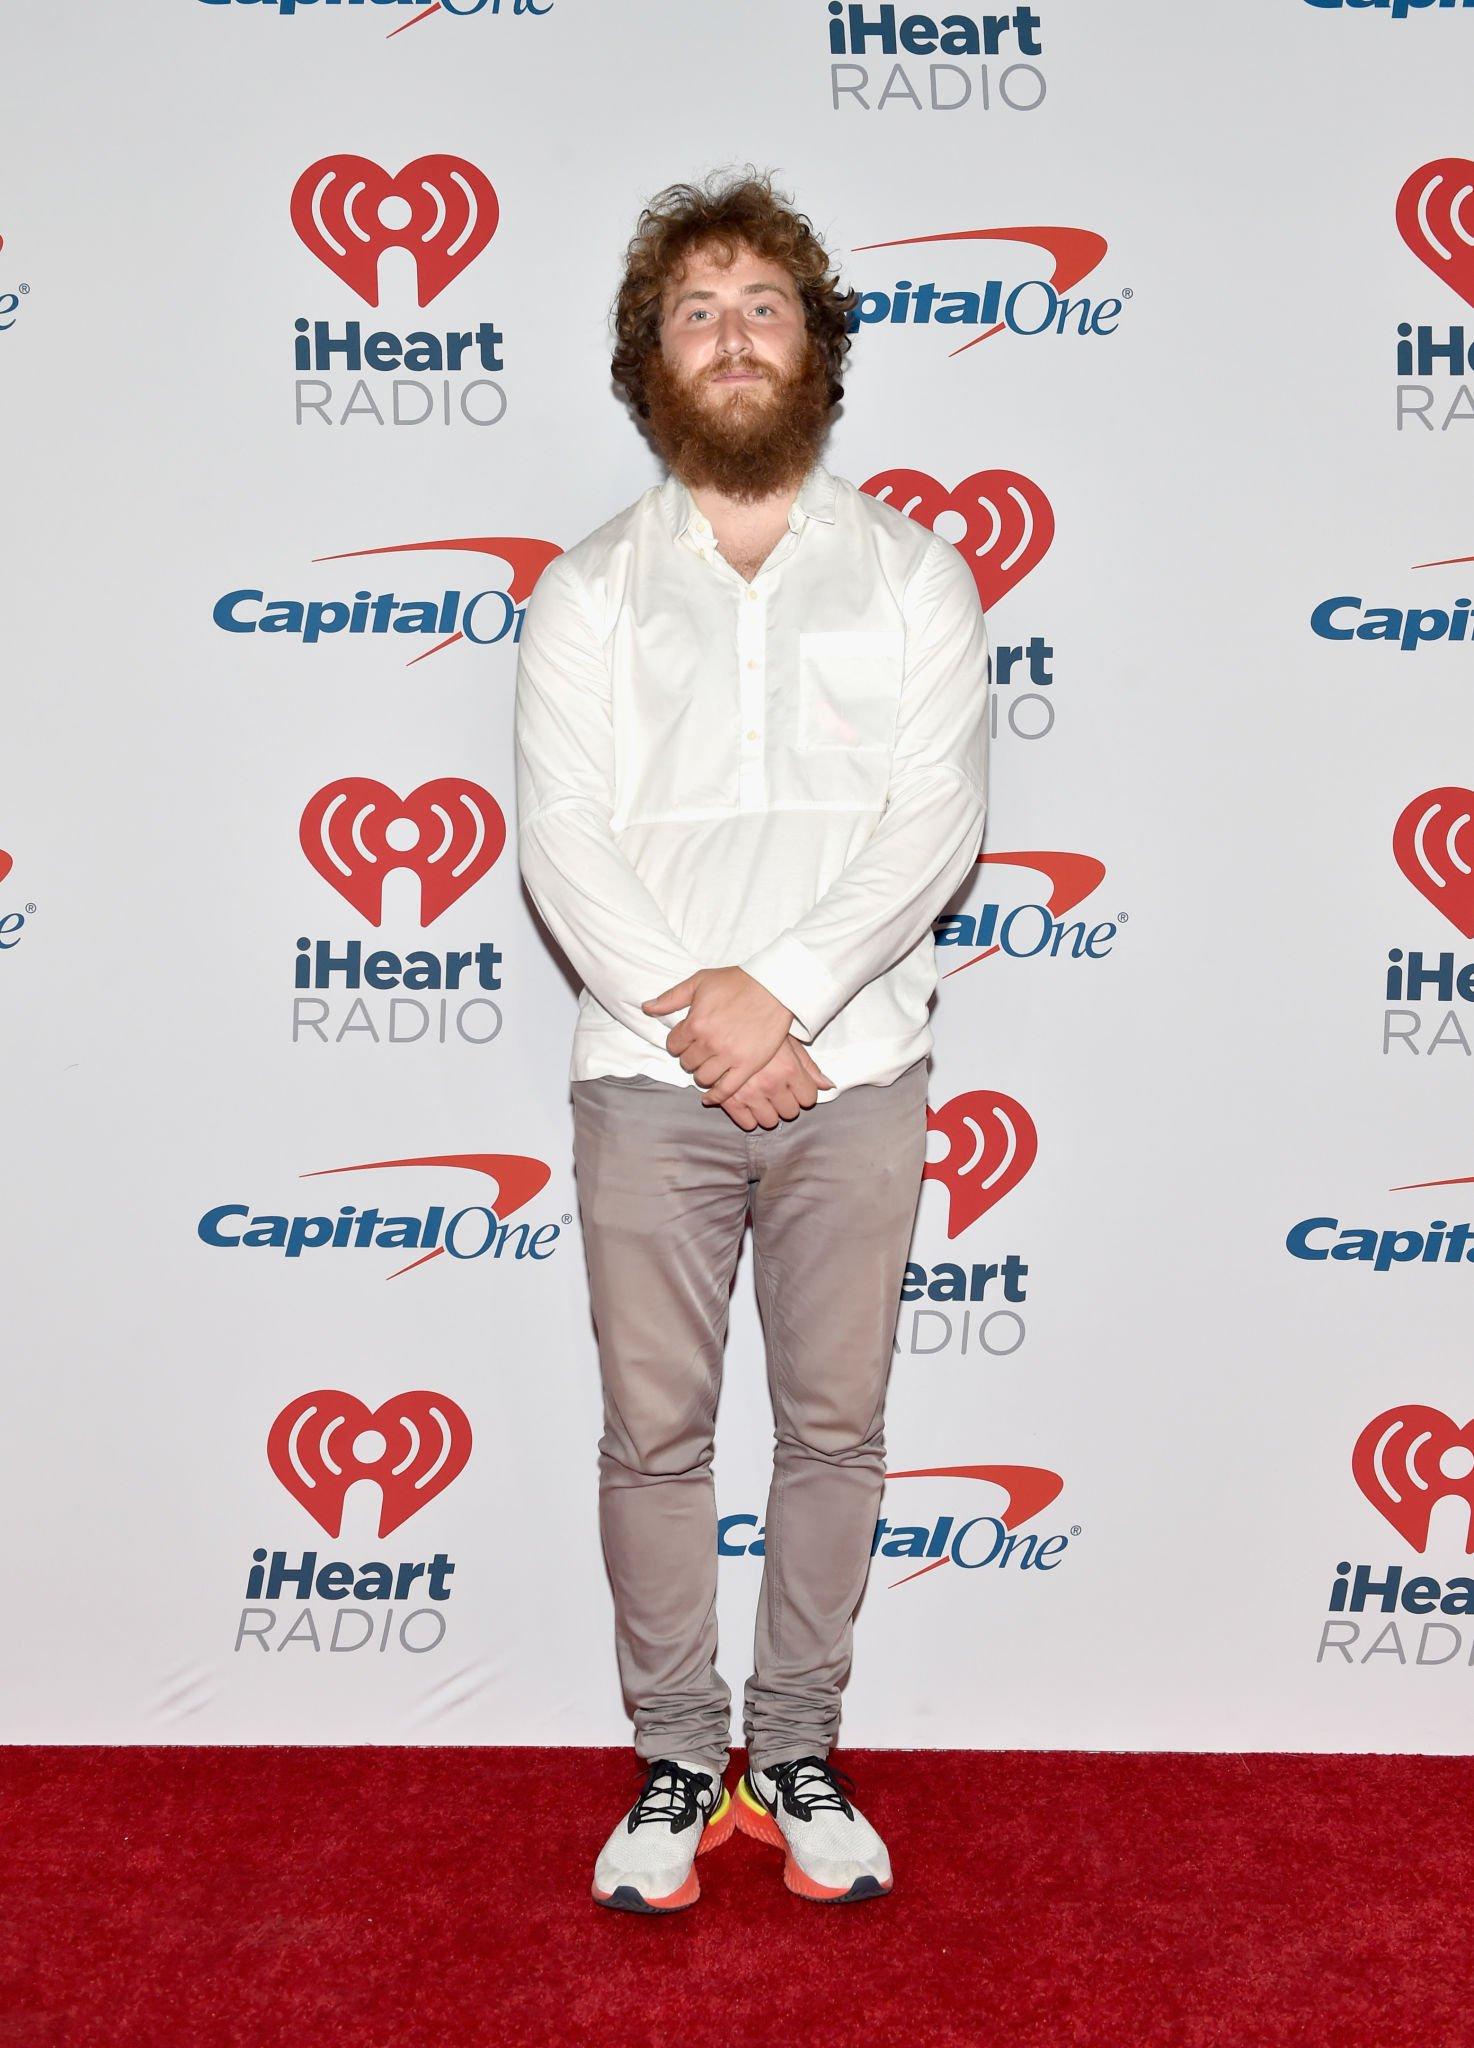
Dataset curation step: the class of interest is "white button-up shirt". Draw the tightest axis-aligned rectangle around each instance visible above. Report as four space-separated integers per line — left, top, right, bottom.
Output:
512 457 990 1096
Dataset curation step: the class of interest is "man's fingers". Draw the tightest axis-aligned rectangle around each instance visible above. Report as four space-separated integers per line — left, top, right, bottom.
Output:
792 1043 836 1091
702 1055 761 1106
728 1077 801 1127
642 975 697 1015
704 1037 825 1121
712 1082 759 1128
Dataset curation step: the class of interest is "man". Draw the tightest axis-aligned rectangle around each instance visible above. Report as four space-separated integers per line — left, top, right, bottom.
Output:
512 171 990 1912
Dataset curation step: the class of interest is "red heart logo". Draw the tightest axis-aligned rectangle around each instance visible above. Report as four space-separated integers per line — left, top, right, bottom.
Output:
291 153 499 307
860 467 1054 609
1352 1404 1474 1555
268 1389 473 1539
923 1089 1038 1236
0 846 12 887
1393 786 1474 938
1396 159 1474 311
300 776 506 927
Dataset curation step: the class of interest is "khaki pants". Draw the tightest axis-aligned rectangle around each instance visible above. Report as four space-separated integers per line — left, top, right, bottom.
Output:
570 1054 930 1780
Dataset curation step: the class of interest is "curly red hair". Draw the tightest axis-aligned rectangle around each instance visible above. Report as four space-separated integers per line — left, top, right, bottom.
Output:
611 167 857 418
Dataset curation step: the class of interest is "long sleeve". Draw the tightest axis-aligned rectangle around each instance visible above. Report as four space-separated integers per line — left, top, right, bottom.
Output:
513 552 705 1055
738 537 989 1041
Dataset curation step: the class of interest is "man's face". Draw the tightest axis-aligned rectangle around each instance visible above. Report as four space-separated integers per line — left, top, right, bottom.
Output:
640 238 832 500
658 240 807 405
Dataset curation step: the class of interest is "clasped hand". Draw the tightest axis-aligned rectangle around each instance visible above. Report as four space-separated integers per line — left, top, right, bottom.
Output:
641 965 836 1130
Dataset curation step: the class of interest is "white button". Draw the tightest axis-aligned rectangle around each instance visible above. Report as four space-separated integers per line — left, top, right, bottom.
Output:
746 728 759 741
746 657 759 669
746 588 758 601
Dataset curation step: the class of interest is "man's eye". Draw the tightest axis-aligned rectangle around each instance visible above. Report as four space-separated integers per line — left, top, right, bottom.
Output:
685 304 779 320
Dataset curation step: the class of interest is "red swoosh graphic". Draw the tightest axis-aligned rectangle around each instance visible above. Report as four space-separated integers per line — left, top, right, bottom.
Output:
311 536 560 603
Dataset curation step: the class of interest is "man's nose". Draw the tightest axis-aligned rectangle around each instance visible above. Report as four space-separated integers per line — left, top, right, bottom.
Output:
714 310 754 350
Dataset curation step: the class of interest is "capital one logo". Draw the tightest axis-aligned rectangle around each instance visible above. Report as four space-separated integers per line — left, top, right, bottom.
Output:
848 226 1118 359
860 468 1053 609
268 1389 472 1537
1398 159 1474 309
1315 0 1474 15
1353 1405 1474 1554
291 154 498 306
879 1461 1065 1587
214 539 560 666
924 1090 1037 1234
1394 786 1474 937
721 1458 1072 1588
940 850 1112 980
301 777 506 926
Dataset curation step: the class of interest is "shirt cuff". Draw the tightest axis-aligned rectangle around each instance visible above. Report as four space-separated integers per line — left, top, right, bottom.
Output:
738 933 846 1044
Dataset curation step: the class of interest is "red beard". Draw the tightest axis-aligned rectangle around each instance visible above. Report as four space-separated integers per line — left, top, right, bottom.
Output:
640 337 833 501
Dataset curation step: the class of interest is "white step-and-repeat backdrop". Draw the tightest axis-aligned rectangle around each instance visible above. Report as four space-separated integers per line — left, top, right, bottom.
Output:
4 0 1472 1751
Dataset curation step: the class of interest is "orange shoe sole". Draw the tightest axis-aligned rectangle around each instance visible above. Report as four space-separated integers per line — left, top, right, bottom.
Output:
592 1783 736 1913
734 1773 893 1904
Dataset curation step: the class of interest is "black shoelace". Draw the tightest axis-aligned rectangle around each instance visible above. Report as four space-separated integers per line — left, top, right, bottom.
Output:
625 1759 716 1836
766 1755 857 1822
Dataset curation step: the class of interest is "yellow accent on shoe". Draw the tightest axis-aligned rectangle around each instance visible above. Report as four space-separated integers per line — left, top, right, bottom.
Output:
736 1773 768 1815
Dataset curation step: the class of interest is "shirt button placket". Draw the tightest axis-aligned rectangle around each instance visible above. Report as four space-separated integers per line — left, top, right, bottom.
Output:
738 582 766 810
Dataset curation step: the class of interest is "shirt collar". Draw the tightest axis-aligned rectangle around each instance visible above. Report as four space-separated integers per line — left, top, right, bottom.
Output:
659 457 839 551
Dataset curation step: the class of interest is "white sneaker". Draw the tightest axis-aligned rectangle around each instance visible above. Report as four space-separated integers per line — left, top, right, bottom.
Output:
735 1754 893 1902
591 1758 734 1913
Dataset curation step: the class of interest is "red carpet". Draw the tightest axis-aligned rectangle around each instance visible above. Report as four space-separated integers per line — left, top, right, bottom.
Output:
4 1744 1466 2047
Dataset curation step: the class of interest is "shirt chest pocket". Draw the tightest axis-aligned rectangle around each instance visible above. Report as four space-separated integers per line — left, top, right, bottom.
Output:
797 629 905 755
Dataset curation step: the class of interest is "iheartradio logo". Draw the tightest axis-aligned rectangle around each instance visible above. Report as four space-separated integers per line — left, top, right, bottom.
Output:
1394 786 1474 939
861 467 1054 609
300 776 506 927
291 154 498 307
1352 1405 1474 1555
1397 159 1474 312
267 1389 473 1538
924 1090 1038 1236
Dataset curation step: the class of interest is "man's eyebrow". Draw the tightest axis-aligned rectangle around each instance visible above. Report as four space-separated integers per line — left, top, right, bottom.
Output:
667 279 794 311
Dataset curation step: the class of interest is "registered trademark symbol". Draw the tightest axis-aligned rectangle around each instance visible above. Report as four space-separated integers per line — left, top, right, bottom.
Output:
1117 911 1128 923
561 1212 571 1225
1070 1525 1081 1537
1121 287 1132 299
25 902 36 915
19 283 28 295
